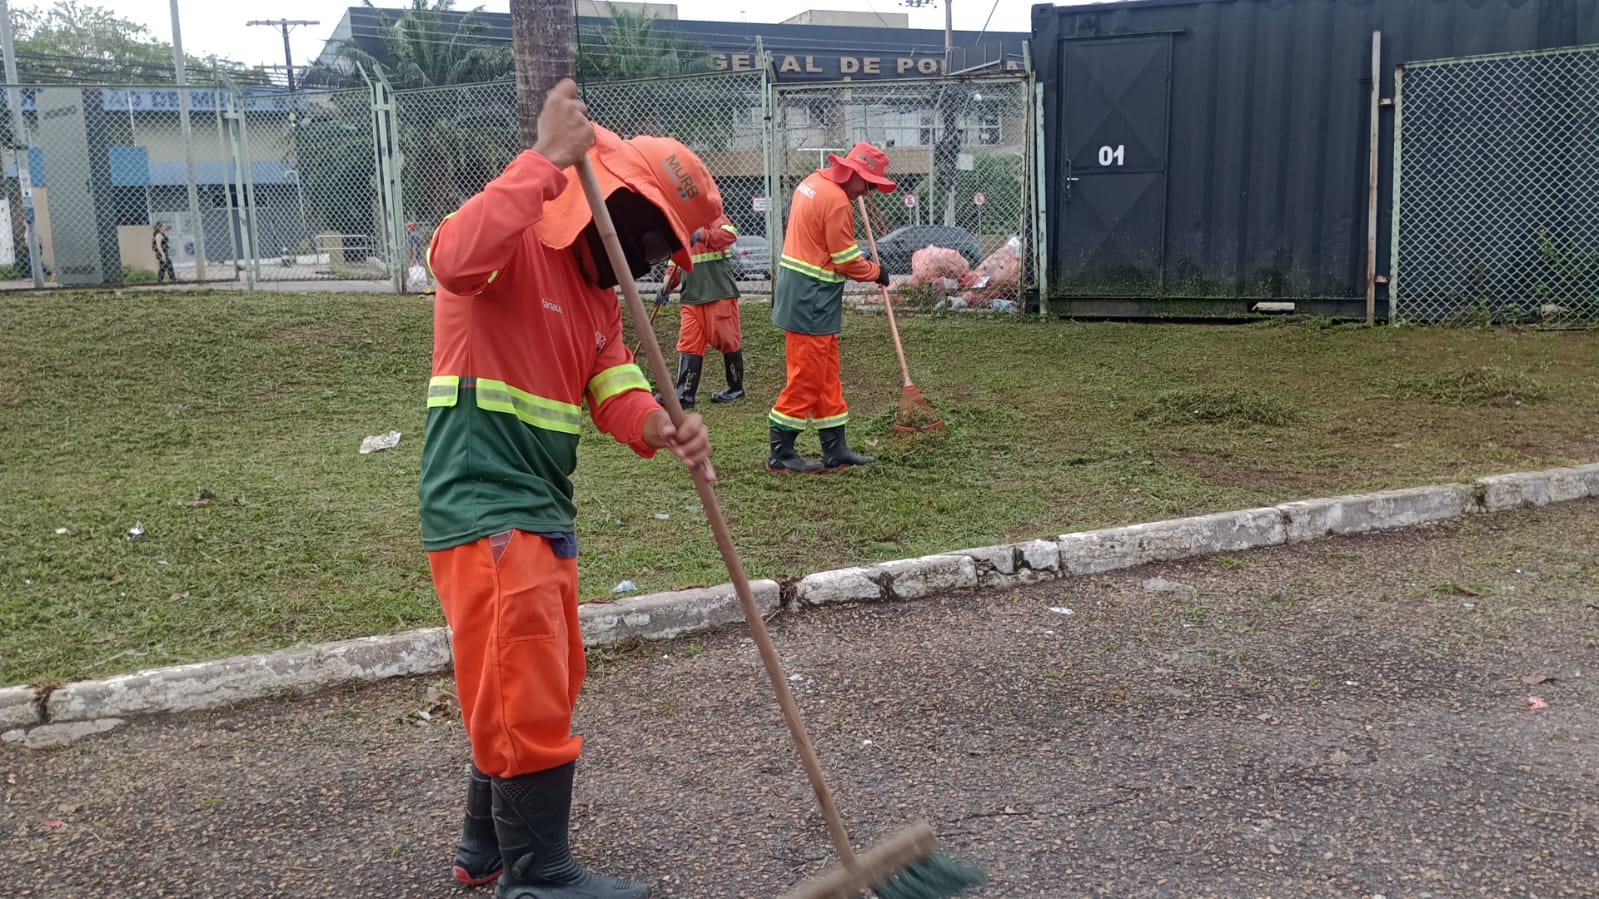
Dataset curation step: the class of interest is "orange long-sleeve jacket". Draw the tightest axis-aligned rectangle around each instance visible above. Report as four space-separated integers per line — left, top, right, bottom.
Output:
418 149 660 551
772 171 881 335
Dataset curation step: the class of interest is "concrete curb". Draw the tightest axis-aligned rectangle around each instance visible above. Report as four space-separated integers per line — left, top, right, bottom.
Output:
46 628 453 722
0 685 43 729
11 464 1598 728
579 580 782 647
1058 507 1287 575
1279 484 1475 543
1476 464 1599 512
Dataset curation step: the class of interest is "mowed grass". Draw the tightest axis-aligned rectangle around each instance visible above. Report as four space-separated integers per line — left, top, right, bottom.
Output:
2 290 1596 684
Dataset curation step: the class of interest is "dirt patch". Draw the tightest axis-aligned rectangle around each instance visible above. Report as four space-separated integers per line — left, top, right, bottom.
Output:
1170 448 1319 492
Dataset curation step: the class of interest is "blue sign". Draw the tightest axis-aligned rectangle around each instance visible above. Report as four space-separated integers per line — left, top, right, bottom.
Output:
0 87 302 115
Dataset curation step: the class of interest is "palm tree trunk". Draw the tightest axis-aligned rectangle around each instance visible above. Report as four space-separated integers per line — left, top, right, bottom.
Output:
510 0 578 149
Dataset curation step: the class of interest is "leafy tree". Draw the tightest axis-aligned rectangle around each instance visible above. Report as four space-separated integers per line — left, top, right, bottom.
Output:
10 0 263 84
302 0 513 90
577 7 711 81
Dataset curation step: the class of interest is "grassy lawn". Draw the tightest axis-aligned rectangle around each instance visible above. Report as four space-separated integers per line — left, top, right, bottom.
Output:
2 290 1596 685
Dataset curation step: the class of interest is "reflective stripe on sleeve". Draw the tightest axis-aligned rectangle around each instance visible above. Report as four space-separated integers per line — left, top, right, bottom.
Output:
587 363 651 406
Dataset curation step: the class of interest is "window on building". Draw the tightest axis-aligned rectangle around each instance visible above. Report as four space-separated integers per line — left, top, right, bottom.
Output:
111 186 151 226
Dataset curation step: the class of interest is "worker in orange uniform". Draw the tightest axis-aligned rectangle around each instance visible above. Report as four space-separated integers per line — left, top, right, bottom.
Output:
421 80 719 899
656 212 745 407
767 142 894 473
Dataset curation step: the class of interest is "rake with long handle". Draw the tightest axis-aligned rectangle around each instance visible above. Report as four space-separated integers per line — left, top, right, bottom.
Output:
630 286 670 358
858 195 943 433
576 157 980 898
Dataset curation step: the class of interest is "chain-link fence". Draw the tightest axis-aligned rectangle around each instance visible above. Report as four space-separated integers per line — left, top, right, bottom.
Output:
0 83 248 289
1392 45 1599 325
240 84 388 284
392 70 769 292
770 73 1037 311
0 82 391 291
0 69 1037 302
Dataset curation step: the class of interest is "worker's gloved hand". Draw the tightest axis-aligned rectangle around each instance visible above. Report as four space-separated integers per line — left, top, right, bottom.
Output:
532 79 595 171
654 287 671 305
645 410 716 482
690 229 704 246
874 267 891 287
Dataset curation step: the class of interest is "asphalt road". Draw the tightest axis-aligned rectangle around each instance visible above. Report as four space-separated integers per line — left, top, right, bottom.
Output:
3 502 1597 898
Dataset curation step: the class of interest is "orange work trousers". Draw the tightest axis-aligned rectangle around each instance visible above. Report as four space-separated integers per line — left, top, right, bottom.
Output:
769 331 848 432
676 298 742 354
427 529 585 778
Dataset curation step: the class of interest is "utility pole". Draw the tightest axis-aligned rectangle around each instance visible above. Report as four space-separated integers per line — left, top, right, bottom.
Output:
0 0 44 287
247 19 319 93
508 0 576 149
172 0 206 281
933 0 946 74
899 0 953 74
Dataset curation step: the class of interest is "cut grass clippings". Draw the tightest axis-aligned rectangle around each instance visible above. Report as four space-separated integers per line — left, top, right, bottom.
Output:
1396 365 1549 407
1136 387 1299 427
2 290 1597 684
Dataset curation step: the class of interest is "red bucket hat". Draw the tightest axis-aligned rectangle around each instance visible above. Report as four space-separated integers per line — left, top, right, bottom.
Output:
538 125 724 271
821 141 896 192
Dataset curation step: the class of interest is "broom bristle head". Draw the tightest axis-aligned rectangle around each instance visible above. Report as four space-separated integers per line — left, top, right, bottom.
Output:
871 851 987 899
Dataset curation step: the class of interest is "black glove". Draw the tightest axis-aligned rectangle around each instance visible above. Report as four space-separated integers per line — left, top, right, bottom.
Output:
874 267 891 287
654 287 671 305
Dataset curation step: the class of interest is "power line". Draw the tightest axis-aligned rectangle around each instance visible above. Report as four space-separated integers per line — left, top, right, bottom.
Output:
246 19 320 93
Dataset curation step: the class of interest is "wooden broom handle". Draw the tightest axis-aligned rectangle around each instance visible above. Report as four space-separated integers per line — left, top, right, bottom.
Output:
575 159 862 872
857 195 914 389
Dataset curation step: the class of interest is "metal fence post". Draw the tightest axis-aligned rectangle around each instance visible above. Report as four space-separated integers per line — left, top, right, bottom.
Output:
1365 31 1382 326
1032 71 1049 314
170 10 207 283
221 80 256 290
760 42 780 280
1388 65 1404 323
0 0 45 288
213 79 241 283
372 69 404 294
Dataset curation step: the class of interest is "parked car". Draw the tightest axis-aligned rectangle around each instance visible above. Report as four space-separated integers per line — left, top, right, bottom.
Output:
870 225 982 276
728 234 772 280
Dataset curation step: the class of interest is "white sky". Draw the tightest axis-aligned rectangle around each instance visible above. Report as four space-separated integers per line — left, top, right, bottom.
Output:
83 1 1038 70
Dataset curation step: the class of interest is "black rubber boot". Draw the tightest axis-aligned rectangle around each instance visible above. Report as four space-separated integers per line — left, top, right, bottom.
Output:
819 425 876 469
711 350 745 403
491 761 649 899
453 765 503 886
674 353 702 409
652 354 702 410
765 425 824 474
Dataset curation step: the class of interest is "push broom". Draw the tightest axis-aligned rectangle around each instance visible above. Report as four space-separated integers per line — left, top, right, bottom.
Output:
857 196 944 433
577 157 985 899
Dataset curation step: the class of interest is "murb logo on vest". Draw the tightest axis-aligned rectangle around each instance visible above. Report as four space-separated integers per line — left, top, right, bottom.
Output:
542 298 563 314
594 330 607 353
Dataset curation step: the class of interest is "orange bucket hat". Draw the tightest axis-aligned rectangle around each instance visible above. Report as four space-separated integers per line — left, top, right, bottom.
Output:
821 141 896 192
538 124 723 272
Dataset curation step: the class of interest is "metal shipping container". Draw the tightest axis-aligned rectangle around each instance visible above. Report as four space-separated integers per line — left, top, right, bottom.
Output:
1031 0 1599 317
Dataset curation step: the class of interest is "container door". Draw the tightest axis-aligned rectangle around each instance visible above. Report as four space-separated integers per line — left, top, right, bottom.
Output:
1056 34 1172 292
